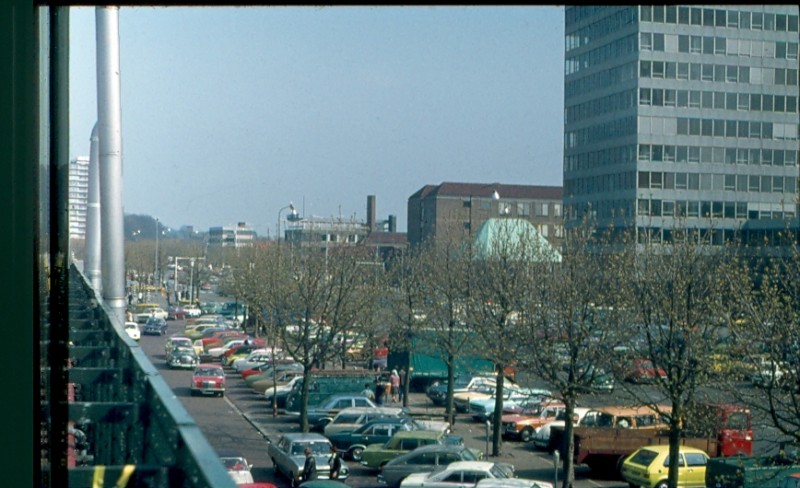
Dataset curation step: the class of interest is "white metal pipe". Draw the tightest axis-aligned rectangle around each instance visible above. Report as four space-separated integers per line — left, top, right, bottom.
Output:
96 6 126 324
84 122 103 293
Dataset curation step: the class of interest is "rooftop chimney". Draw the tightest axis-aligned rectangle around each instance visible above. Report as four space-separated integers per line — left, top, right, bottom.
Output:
367 195 376 232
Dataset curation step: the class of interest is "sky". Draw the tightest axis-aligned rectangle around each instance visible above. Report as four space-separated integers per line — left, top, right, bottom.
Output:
69 6 566 238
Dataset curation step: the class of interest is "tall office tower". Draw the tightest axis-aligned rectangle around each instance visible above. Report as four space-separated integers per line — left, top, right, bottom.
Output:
69 155 90 240
563 6 799 244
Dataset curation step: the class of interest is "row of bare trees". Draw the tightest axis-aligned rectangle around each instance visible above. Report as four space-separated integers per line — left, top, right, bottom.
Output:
136 218 797 488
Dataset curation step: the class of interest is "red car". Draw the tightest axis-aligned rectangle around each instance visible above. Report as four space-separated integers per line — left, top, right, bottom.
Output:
625 359 667 384
167 306 186 320
190 364 226 397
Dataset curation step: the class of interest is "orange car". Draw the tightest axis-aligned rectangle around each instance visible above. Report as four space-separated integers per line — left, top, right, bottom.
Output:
501 402 567 442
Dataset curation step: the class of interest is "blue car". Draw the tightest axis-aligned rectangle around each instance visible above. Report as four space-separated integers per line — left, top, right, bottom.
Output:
142 317 168 335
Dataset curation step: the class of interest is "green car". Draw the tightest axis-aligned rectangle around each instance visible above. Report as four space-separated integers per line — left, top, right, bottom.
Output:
359 430 465 471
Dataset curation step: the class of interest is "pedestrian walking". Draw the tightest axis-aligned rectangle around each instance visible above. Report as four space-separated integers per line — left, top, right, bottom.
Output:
328 444 342 480
375 379 386 405
390 369 400 403
399 368 407 403
302 447 317 482
361 383 375 401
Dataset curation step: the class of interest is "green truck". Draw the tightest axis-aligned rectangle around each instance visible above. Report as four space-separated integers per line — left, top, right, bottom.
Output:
706 453 800 488
284 369 379 414
387 351 495 392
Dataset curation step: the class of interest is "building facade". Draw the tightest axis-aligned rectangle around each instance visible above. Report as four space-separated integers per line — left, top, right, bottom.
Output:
564 6 799 244
207 222 256 247
407 182 564 249
68 156 90 240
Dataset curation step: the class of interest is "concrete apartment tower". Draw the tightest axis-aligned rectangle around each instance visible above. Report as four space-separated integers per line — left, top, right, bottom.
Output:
563 6 799 244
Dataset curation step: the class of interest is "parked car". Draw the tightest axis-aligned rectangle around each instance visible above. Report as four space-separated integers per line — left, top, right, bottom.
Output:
135 305 168 323
323 406 409 438
750 359 788 387
620 444 709 488
167 305 186 320
183 303 202 318
452 384 500 413
531 407 591 451
219 450 254 484
263 374 305 410
502 401 567 442
301 394 378 432
360 430 467 471
377 444 483 488
399 460 516 488
165 336 194 359
327 416 435 461
476 479 553 488
142 317 169 336
124 321 140 341
781 473 800 488
469 388 553 422
426 375 498 406
233 351 275 373
190 364 226 397
168 347 199 369
625 359 667 384
267 433 349 488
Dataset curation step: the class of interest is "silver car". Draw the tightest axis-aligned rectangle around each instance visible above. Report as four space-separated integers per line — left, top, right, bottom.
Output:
377 444 482 488
267 433 349 488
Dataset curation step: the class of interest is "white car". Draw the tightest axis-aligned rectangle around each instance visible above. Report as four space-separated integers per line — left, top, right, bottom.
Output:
219 451 254 484
232 351 273 372
400 461 518 488
124 321 140 341
206 339 247 359
183 304 202 318
264 374 303 400
531 407 591 451
477 479 553 488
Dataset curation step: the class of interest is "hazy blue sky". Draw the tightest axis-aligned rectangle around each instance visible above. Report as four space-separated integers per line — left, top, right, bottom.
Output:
69 6 565 237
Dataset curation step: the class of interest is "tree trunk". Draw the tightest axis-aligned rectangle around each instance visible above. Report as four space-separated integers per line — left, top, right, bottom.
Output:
491 366 505 456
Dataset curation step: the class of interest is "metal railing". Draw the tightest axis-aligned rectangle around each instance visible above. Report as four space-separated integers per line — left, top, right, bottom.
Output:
43 264 238 488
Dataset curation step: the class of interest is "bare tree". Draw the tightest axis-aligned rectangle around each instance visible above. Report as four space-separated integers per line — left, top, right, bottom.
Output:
468 217 562 456
722 226 800 449
618 225 737 488
385 245 430 407
520 221 629 487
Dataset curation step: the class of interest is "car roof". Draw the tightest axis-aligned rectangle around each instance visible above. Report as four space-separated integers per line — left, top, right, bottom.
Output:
590 405 670 416
635 445 708 454
445 461 496 471
388 444 468 463
392 430 443 440
196 363 223 369
279 433 329 442
334 406 405 416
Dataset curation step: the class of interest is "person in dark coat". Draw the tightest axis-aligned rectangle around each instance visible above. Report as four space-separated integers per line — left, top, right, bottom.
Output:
302 447 317 482
328 444 342 480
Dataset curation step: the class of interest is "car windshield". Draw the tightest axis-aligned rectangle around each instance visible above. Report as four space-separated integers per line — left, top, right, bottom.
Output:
195 367 222 376
629 449 659 467
292 441 330 455
489 463 514 478
220 457 248 470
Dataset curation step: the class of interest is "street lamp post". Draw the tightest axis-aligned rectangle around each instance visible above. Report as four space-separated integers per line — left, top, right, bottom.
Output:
189 259 195 303
154 218 159 287
277 202 296 244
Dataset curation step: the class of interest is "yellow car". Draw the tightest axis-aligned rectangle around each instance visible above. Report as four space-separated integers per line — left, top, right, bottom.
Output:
620 445 709 488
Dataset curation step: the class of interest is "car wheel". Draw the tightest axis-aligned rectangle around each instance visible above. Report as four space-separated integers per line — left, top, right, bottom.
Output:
654 481 668 488
520 428 534 443
349 446 364 461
